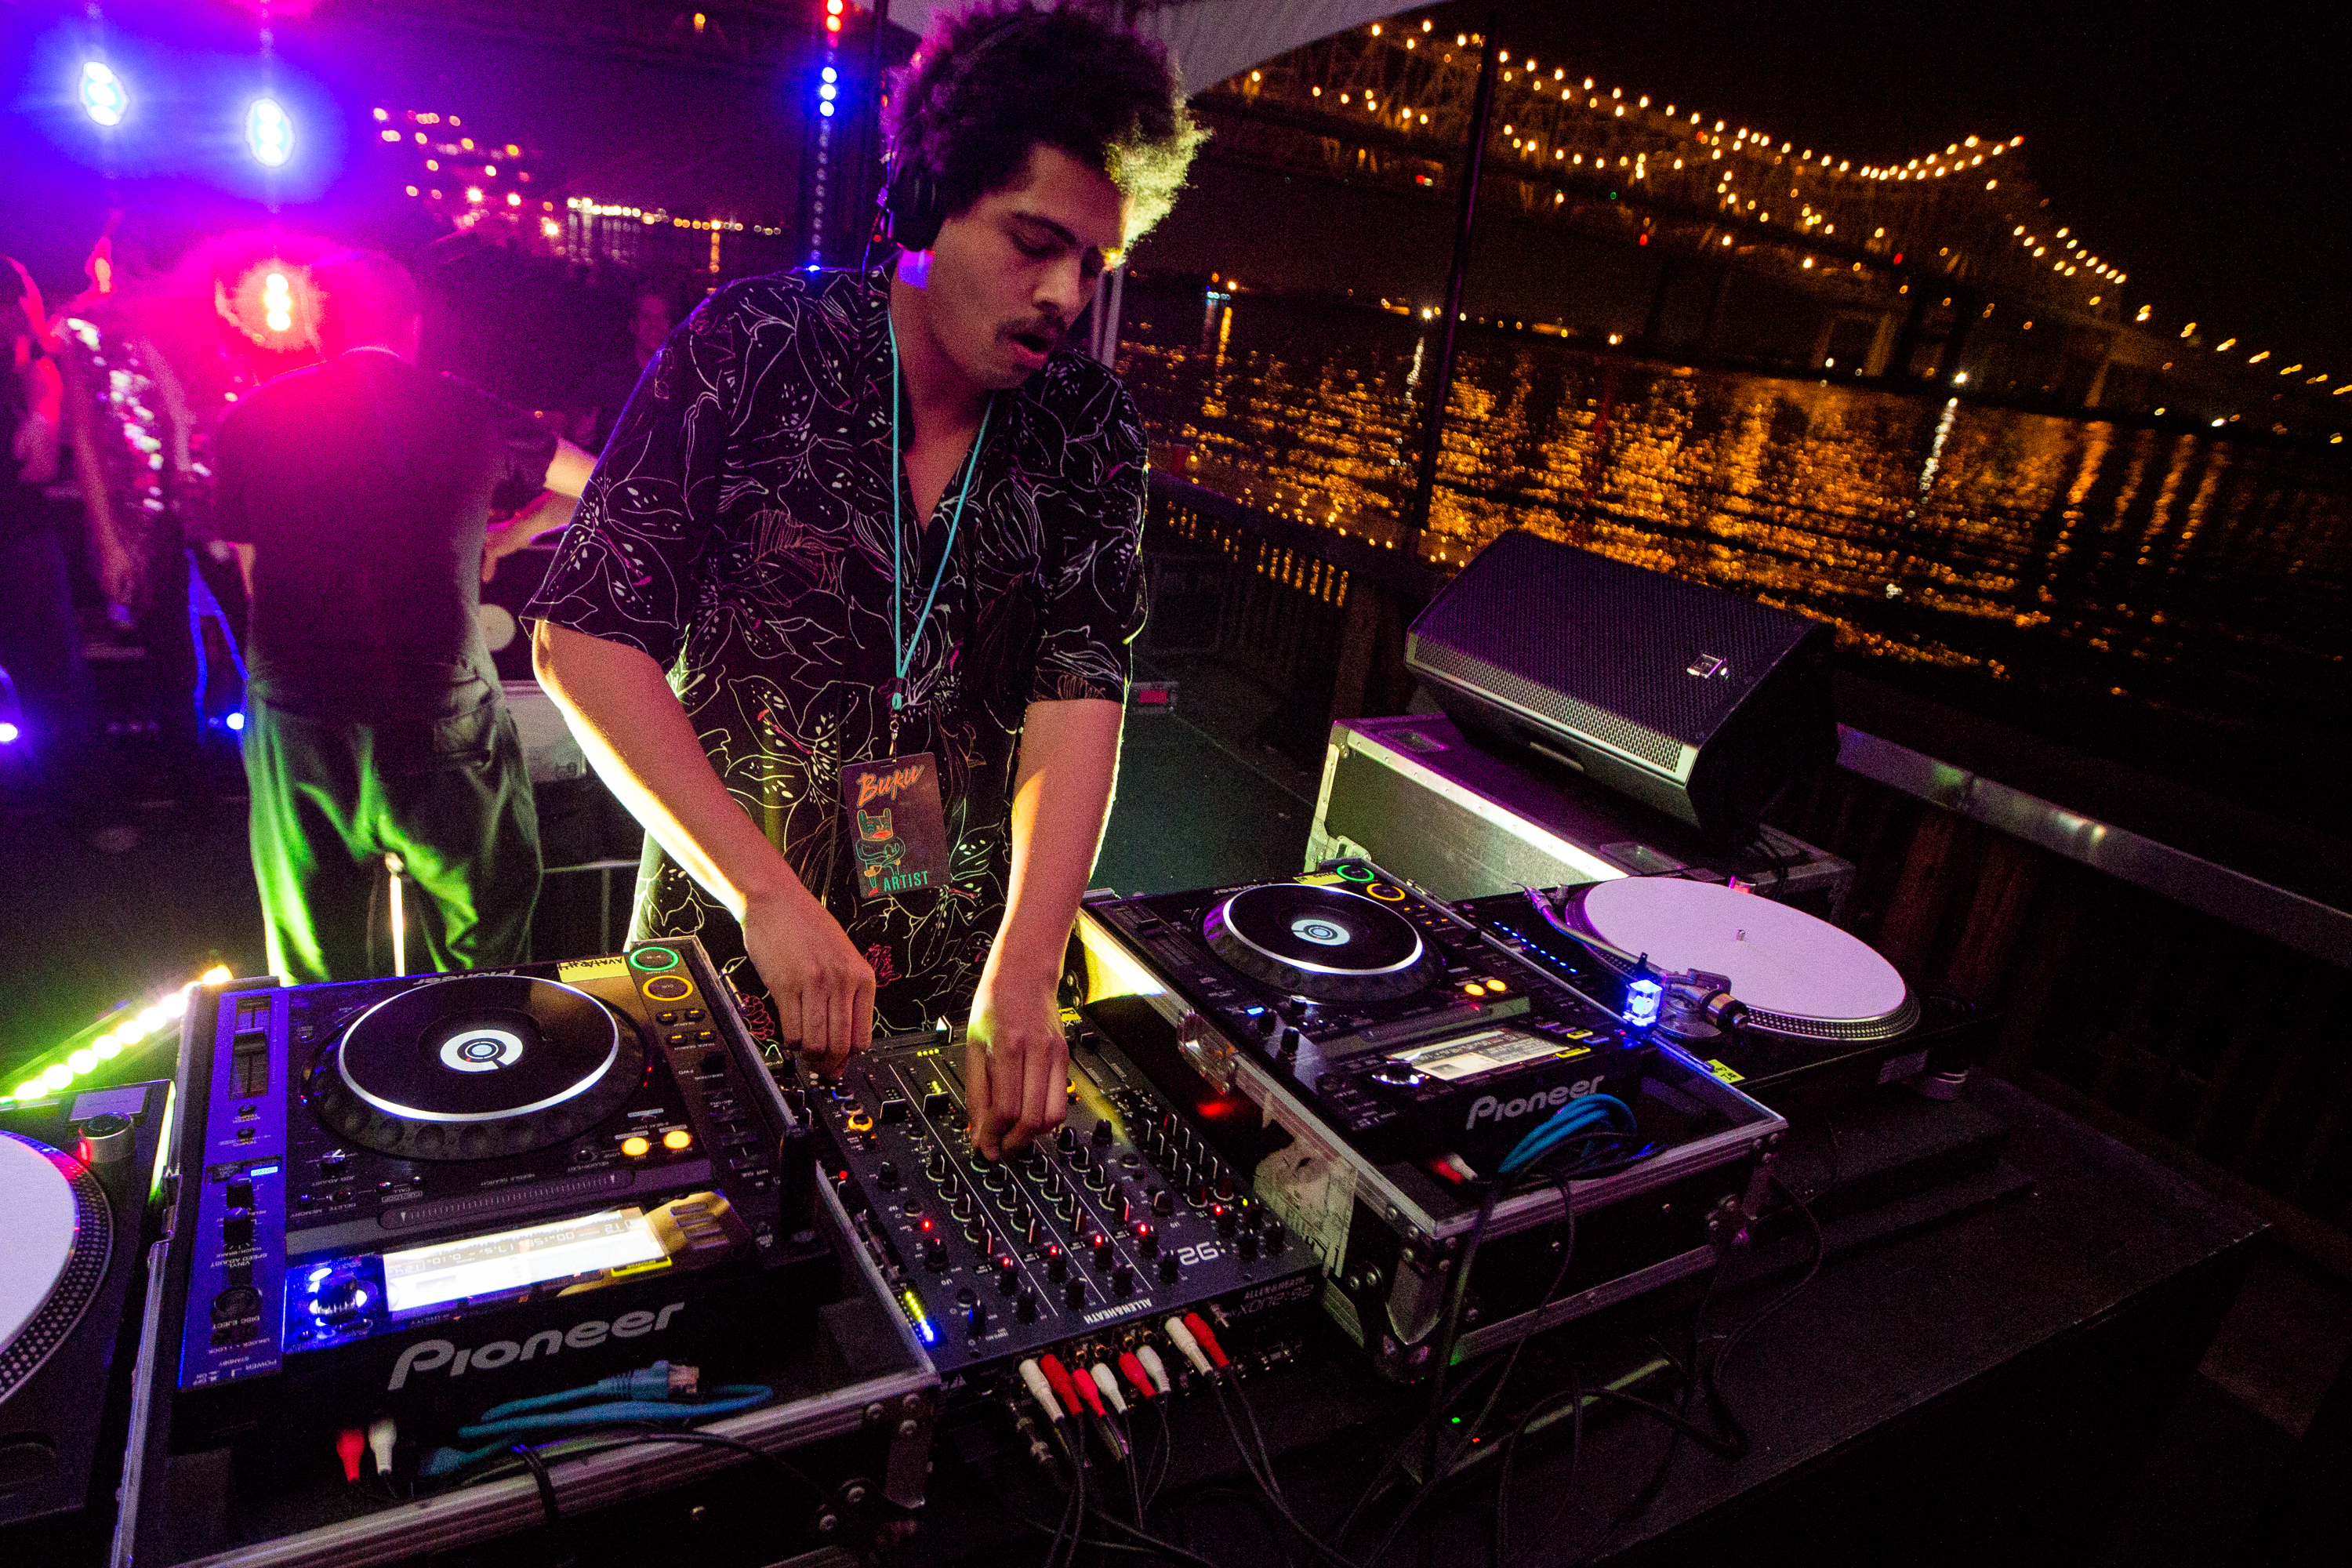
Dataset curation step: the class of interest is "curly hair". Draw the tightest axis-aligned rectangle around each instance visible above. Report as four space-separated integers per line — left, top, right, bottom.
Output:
883 2 1206 249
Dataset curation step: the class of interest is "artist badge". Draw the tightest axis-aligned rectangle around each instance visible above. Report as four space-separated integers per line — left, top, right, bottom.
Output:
842 752 953 902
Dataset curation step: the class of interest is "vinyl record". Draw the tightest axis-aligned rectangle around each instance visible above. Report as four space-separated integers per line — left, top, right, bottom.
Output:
1204 884 1438 1001
0 1131 112 1399
307 975 646 1160
1568 877 1917 1040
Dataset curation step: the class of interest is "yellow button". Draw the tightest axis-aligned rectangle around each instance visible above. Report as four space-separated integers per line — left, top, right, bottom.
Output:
845 1110 875 1134
1462 982 1486 997
1486 978 1508 993
662 1129 692 1151
621 1135 651 1157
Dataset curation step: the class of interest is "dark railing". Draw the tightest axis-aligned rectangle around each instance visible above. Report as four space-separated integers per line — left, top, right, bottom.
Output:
1141 470 2352 1270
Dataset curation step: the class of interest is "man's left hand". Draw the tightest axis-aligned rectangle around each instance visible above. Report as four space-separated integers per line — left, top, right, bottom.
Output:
964 964 1069 1160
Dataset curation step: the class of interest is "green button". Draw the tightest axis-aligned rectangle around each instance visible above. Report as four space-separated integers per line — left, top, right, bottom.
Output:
629 946 681 972
1333 862 1375 881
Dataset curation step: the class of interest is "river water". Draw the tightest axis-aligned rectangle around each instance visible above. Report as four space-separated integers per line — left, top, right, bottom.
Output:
1113 279 2352 824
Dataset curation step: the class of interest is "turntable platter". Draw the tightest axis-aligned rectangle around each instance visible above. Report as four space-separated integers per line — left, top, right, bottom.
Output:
1573 878 1916 1040
0 1131 113 1398
1203 884 1439 1002
307 975 648 1160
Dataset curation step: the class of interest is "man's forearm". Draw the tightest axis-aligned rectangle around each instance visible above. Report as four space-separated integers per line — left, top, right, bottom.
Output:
532 620 804 919
988 698 1124 983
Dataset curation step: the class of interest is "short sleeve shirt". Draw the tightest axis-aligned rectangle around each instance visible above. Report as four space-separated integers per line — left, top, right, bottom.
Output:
214 352 556 710
525 267 1146 1036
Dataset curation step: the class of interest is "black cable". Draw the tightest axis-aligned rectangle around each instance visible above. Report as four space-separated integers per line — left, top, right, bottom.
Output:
1039 1417 1225 1568
511 1442 561 1532
1363 1166 1583 1568
1494 1363 1581 1568
1693 1167 1828 1458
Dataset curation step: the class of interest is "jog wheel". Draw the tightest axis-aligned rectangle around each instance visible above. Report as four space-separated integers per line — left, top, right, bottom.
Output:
307 975 645 1160
1203 884 1439 1003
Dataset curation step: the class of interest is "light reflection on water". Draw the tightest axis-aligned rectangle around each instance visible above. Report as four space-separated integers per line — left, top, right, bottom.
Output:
1117 285 2351 772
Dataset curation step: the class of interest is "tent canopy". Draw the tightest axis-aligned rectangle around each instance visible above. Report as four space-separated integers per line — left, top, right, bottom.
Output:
853 1 1406 96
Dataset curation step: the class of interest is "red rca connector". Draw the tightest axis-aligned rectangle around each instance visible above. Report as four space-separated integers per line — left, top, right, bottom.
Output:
1018 1358 1066 1422
1038 1354 1083 1417
334 1427 366 1484
1183 1312 1230 1369
1119 1351 1156 1401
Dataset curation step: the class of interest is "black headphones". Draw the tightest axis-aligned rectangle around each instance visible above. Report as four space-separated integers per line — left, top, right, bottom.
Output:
877 13 1029 254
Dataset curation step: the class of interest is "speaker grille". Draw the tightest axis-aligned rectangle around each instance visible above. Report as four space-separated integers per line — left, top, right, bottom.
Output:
1414 641 1684 771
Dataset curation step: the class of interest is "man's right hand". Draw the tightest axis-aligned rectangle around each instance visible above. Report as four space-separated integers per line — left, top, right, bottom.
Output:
742 882 876 1076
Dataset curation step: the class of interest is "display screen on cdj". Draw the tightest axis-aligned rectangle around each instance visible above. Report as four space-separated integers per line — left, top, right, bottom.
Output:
383 1208 667 1313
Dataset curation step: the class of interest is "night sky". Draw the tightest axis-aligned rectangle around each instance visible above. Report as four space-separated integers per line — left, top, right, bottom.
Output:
1462 0 2352 373
5 2 2344 376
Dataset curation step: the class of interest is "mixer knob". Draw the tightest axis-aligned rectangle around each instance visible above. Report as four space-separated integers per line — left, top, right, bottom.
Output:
1055 1124 1077 1152
982 1164 1010 1192
1068 1144 1092 1172
925 1149 951 1181
1064 1277 1089 1309
1091 1117 1114 1147
1015 1288 1040 1323
1254 1011 1278 1036
1090 1233 1113 1269
1040 1167 1065 1198
876 1160 900 1191
1054 1191 1078 1222
1264 1221 1288 1254
1084 1162 1111 1192
1214 1204 1239 1239
1158 1253 1181 1286
1113 1189 1134 1224
997 1256 1021 1294
1189 1174 1211 1207
963 1217 989 1246
967 1147 992 1174
1018 1142 1047 1169
1215 1173 1238 1202
1022 1213 1045 1247
1237 1229 1261 1261
921 1237 947 1271
1152 1187 1174 1216
1045 1247 1068 1282
1111 1265 1134 1298
1134 1223 1158 1258
952 1189 978 1221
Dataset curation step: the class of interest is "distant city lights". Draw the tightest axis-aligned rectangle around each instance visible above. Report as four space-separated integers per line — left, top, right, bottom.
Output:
79 61 127 125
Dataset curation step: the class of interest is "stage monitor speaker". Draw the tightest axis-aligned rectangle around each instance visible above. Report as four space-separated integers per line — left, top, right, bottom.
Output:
1405 529 1836 845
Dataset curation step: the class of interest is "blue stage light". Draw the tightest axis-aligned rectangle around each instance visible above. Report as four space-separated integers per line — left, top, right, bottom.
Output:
0 722 21 745
246 98 292 166
80 61 127 126
822 66 838 83
226 712 246 733
818 100 835 118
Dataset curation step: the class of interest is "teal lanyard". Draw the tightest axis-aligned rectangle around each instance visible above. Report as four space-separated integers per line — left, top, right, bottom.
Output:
887 318 993 747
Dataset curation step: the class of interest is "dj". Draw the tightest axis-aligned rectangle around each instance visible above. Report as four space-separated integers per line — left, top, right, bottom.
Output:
528 2 1202 1158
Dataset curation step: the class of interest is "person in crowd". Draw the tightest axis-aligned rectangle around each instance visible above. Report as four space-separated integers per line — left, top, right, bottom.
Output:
572 285 673 452
529 0 1202 1157
211 249 594 982
56 209 224 817
2 257 134 850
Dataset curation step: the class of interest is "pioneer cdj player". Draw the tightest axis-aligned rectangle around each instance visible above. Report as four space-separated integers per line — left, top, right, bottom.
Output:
1077 859 1657 1171
167 940 830 1447
1070 861 1786 1380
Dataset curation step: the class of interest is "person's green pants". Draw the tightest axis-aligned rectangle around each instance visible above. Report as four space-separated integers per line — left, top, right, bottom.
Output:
244 678 540 983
